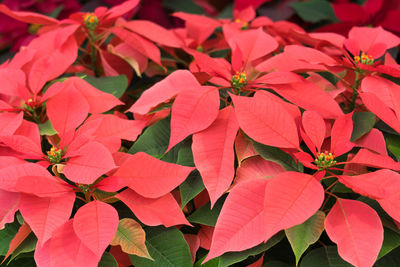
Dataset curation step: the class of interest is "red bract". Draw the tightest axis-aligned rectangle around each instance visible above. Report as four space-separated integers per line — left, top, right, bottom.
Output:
319 0 400 36
1 1 400 265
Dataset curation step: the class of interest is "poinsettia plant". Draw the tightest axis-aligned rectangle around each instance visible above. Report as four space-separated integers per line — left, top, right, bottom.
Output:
0 0 400 266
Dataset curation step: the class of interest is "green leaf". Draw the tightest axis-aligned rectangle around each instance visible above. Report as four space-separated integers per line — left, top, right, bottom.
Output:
252 141 301 172
375 246 400 267
286 211 325 265
386 134 400 161
218 232 285 267
350 112 376 141
162 0 203 14
129 227 192 267
3 252 36 267
176 139 195 167
82 74 128 98
263 260 293 267
179 171 205 209
9 233 37 262
129 116 183 163
98 252 118 267
378 228 400 259
194 254 220 267
38 120 58 136
300 246 352 267
129 117 170 157
291 0 337 23
111 218 152 260
187 196 225 227
0 221 19 256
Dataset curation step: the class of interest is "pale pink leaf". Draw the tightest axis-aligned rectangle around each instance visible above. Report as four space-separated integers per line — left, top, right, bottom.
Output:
0 190 19 229
47 83 89 144
73 201 119 258
34 220 100 267
330 113 354 156
234 156 284 185
19 192 75 246
117 189 190 227
205 179 269 260
63 142 116 184
325 199 383 267
168 86 219 151
264 172 324 241
123 20 183 48
128 70 200 115
302 111 326 152
350 149 400 170
114 152 194 198
192 106 239 206
231 92 299 149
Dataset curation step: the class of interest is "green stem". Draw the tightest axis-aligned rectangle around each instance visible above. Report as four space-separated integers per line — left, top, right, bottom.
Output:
88 31 99 77
351 70 361 111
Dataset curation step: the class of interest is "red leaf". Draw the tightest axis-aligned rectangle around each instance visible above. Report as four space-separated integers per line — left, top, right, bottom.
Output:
227 28 278 66
168 86 219 151
234 156 284 185
90 114 148 142
0 135 43 159
235 131 258 164
114 152 194 198
47 84 89 145
128 70 200 115
330 113 354 156
64 142 116 184
231 92 299 149
117 189 190 227
0 68 26 97
192 106 239 206
0 112 23 136
360 92 400 134
0 4 58 25
73 201 119 259
28 56 53 95
71 77 123 114
1 223 31 264
19 192 75 245
206 179 269 260
104 0 140 21
339 169 399 200
354 129 387 156
349 149 400 170
16 176 72 198
302 111 326 152
264 172 324 241
0 163 50 192
172 12 221 44
325 199 383 267
184 234 200 263
123 20 183 48
34 220 100 267
0 190 19 229
198 225 213 250
112 27 161 66
272 82 343 119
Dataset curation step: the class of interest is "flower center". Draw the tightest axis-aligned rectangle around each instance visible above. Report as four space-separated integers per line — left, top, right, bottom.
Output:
354 52 374 65
314 151 336 170
234 19 248 30
83 13 98 30
47 147 62 164
232 71 248 90
28 24 42 35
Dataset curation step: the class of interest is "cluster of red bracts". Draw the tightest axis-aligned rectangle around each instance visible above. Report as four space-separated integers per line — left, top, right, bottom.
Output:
0 0 400 266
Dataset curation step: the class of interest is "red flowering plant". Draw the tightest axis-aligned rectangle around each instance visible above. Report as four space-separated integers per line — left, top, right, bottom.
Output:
1 0 400 266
